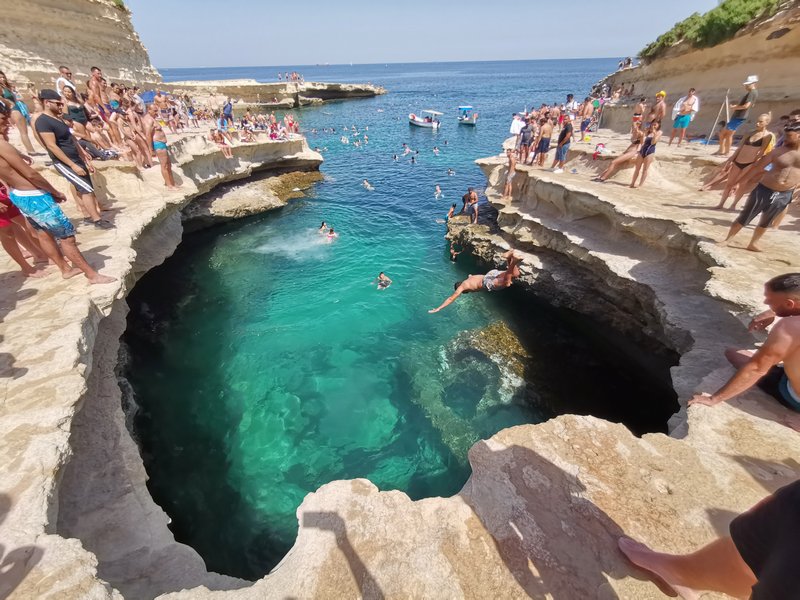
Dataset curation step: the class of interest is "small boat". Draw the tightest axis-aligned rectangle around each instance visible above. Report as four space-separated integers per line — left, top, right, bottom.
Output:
409 110 442 129
457 106 478 126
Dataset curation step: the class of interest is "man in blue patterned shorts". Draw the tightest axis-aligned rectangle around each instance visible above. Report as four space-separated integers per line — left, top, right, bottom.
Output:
0 103 115 284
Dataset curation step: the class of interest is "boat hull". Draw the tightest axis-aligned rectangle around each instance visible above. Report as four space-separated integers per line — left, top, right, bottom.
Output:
409 118 439 129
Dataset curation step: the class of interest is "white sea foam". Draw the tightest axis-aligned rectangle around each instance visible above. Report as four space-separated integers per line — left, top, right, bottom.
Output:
253 231 330 260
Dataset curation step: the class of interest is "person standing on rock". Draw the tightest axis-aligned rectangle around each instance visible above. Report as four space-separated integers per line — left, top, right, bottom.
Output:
143 104 179 190
222 97 234 127
645 91 667 128
34 90 113 229
428 250 522 313
503 150 517 197
551 114 573 173
0 103 115 284
689 272 800 431
579 97 594 142
719 122 799 251
718 75 759 157
629 122 662 188
668 88 700 147
534 117 553 167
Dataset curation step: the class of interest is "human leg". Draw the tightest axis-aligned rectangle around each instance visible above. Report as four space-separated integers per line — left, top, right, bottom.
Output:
10 110 35 154
10 216 47 262
155 148 178 189
718 164 743 208
30 230 80 278
619 536 756 599
0 227 41 276
58 236 115 284
629 156 643 187
638 155 655 186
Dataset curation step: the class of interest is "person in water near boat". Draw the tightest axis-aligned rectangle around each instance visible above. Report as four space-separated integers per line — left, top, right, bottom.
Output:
689 272 800 431
447 168 455 176
434 184 442 199
318 221 327 233
428 250 522 313
362 179 374 191
374 272 392 290
326 227 337 240
618 478 800 600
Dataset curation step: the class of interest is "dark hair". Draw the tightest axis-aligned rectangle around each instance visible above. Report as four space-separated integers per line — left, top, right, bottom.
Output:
0 102 8 115
59 65 69 71
766 273 800 295
454 281 462 292
451 203 456 208
91 66 101 73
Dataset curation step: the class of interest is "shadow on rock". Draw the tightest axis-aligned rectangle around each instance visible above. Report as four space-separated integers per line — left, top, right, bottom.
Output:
0 493 44 600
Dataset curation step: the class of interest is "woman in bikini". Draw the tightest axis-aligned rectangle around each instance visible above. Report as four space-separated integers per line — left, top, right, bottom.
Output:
428 250 521 313
716 113 774 210
593 121 644 182
629 121 661 188
0 71 36 154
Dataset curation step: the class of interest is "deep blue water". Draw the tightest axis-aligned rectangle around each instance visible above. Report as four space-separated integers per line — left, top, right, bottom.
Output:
127 59 677 580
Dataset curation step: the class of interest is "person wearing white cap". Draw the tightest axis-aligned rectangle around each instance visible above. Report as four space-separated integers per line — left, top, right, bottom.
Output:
718 75 759 156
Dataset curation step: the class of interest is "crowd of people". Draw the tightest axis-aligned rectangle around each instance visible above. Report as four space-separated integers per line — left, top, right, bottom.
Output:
0 65 303 284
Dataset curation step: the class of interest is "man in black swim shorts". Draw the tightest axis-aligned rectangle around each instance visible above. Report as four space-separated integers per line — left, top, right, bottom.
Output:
689 272 800 432
618 479 800 599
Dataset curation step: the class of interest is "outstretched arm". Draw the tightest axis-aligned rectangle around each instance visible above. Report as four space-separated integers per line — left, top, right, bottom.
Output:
429 287 463 313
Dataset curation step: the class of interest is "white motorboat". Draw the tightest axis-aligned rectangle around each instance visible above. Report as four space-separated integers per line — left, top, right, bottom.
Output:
457 105 478 126
409 109 442 129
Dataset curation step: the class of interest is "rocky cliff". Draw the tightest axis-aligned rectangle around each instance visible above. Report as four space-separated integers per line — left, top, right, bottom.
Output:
597 3 800 135
0 0 161 88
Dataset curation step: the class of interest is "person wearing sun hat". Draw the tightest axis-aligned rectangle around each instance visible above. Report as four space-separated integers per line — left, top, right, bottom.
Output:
718 75 759 156
645 90 667 128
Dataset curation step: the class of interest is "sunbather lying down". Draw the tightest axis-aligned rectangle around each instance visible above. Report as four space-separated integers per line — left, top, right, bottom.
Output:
428 249 522 313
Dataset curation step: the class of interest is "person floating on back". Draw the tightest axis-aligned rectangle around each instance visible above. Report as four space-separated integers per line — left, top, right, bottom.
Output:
429 250 521 313
374 272 392 290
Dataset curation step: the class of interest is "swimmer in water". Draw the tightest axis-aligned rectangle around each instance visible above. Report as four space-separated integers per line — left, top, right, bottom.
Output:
392 154 398 161
435 185 443 199
374 272 393 290
410 156 416 164
362 179 374 191
318 221 327 233
428 250 522 313
433 146 440 155
447 168 455 176
327 227 337 240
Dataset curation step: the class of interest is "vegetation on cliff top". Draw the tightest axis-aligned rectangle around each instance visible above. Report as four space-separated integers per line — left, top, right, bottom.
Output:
639 0 784 60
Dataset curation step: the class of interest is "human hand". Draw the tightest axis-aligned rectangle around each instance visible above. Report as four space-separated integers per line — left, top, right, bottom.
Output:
748 312 775 332
688 393 718 406
428 308 439 314
0 203 7 213
21 155 33 165
52 191 67 203
87 161 95 174
72 164 87 176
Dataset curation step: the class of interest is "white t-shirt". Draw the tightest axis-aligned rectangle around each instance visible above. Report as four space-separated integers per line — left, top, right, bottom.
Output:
509 117 524 135
565 100 579 118
56 77 77 96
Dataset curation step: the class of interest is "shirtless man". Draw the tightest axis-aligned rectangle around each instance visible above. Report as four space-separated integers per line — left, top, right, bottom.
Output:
632 97 645 130
646 91 667 127
668 88 699 146
429 250 521 313
579 97 594 142
503 149 516 198
153 90 170 123
0 103 114 284
535 117 553 167
143 104 179 189
719 123 799 251
689 272 800 431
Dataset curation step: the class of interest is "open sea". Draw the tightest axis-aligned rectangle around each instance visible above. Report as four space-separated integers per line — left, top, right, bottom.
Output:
125 59 677 579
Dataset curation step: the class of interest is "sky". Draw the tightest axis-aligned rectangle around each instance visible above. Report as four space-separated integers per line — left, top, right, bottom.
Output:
126 0 719 69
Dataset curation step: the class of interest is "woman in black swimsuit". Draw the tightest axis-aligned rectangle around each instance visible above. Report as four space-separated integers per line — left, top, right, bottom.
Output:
717 113 773 210
630 122 661 188
593 121 644 182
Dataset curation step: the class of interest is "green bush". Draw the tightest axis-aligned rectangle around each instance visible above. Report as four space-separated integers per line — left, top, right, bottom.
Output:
640 0 783 60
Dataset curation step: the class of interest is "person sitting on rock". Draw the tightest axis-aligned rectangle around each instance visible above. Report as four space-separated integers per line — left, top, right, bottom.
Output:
689 272 800 432
618 478 800 600
429 250 521 313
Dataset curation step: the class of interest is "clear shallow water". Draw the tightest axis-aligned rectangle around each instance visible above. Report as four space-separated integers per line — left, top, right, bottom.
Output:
127 59 677 579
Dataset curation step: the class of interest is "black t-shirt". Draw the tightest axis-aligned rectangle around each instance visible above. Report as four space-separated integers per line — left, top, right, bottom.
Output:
520 124 533 143
732 89 758 120
558 123 573 144
35 113 82 164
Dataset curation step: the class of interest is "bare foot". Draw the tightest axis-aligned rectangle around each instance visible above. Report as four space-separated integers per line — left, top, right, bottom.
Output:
630 184 638 189
24 267 48 279
781 413 800 432
166 184 182 190
746 244 763 252
716 239 731 247
618 537 701 600
61 267 83 279
713 204 725 210
87 273 117 285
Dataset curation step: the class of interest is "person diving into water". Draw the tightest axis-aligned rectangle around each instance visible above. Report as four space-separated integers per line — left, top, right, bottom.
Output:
428 250 522 313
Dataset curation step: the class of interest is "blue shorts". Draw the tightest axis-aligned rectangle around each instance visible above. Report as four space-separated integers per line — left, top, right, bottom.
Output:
555 142 570 163
153 140 168 151
673 114 691 129
8 189 76 239
726 117 746 131
757 365 800 412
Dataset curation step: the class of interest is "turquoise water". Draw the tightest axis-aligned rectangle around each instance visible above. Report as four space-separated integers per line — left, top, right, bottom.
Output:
126 59 677 579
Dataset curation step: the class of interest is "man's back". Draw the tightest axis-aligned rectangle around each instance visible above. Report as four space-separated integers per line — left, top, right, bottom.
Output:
774 316 800 388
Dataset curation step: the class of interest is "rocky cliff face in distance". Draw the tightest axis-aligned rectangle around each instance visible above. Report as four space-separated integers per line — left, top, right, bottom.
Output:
0 0 161 88
597 2 800 135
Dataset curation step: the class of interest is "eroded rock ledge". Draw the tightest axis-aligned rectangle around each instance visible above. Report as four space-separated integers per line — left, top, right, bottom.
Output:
1 130 798 600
